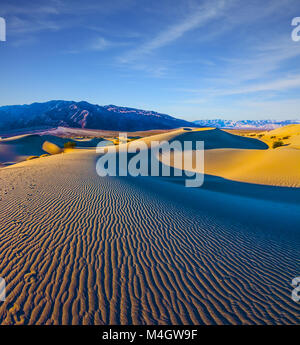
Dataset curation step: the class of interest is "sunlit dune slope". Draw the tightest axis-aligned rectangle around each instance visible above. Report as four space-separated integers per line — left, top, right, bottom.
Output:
266 124 300 137
162 126 300 187
205 147 300 187
261 124 300 149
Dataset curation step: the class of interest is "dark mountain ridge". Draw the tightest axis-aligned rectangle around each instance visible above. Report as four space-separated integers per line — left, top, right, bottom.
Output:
0 100 197 131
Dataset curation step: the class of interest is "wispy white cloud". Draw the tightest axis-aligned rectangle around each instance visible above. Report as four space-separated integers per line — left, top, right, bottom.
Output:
118 0 232 63
235 98 300 119
2 1 65 37
182 74 300 98
9 16 62 35
222 39 300 82
2 0 138 42
179 33 300 104
62 35 132 55
128 63 169 78
0 1 61 16
220 75 300 95
0 0 135 16
89 37 111 51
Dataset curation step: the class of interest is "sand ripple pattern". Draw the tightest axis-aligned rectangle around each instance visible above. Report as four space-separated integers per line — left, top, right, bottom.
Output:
0 151 299 325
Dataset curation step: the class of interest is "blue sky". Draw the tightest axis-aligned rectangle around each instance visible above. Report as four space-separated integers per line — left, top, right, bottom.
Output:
0 0 300 120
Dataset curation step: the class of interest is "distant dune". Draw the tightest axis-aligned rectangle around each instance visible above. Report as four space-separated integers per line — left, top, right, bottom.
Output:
0 127 299 325
40 126 175 139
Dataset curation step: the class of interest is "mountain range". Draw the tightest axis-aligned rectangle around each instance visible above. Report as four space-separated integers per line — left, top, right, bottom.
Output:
1 100 299 132
193 119 300 129
0 100 196 132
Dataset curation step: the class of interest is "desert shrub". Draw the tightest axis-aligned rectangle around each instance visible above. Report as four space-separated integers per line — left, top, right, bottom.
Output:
283 136 290 140
258 134 265 138
64 141 76 149
272 140 284 149
26 156 39 161
249 133 256 136
270 136 276 139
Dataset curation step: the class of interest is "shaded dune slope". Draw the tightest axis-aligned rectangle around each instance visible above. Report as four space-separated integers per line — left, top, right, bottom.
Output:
131 127 267 150
169 128 268 150
0 134 105 164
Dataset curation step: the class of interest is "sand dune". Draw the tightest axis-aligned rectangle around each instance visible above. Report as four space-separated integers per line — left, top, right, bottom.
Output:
0 129 299 324
38 126 176 140
165 126 300 187
264 124 300 149
130 127 267 150
266 124 300 138
0 134 67 165
227 124 300 149
204 147 300 187
169 128 268 150
0 134 108 166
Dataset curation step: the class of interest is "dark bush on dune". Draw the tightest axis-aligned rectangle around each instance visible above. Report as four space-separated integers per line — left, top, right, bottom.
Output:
272 140 284 149
64 141 76 149
26 155 39 160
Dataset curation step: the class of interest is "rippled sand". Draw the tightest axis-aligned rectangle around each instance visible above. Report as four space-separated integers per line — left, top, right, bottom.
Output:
0 130 299 325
